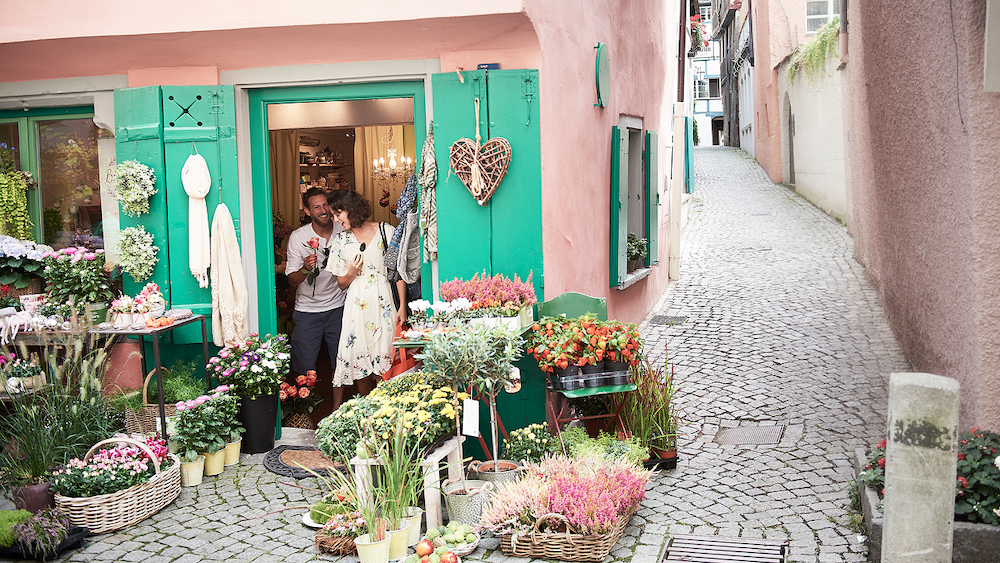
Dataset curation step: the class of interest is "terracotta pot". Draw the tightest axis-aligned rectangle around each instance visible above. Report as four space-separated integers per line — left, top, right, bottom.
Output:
12 482 54 514
584 417 615 439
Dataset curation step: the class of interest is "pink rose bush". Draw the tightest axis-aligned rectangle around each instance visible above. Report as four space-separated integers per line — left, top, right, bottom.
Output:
50 435 170 498
479 455 649 536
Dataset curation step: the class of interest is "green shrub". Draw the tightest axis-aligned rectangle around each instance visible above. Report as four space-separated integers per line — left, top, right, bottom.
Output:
145 360 206 404
0 510 31 547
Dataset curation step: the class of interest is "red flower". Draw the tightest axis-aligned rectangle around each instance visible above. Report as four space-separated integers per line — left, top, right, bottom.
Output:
307 237 320 249
878 457 885 469
279 390 287 401
958 476 969 488
298 387 310 399
958 453 966 460
296 374 307 386
877 439 887 449
0 284 10 294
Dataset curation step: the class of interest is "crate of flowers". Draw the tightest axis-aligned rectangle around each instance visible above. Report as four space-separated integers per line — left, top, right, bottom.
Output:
51 434 179 534
479 454 649 562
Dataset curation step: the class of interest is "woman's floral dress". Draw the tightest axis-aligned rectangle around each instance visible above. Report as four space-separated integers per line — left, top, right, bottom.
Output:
326 223 397 386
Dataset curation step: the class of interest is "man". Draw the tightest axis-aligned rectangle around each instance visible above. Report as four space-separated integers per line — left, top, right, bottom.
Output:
285 188 346 408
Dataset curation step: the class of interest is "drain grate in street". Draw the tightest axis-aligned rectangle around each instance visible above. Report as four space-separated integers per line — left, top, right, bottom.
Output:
662 534 786 563
649 315 687 326
714 425 785 445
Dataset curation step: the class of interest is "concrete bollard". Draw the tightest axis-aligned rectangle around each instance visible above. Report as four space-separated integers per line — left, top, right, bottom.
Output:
882 373 960 563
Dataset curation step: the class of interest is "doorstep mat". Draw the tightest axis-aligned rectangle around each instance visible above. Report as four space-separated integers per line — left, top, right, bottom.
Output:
263 445 344 479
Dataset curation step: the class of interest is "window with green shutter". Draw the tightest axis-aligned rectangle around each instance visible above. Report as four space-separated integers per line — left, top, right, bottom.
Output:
610 123 659 287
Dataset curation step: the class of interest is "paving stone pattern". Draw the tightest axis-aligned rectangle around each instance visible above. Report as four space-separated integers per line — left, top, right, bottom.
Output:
7 146 907 563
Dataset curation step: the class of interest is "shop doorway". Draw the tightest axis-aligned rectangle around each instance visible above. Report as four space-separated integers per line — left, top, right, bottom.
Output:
249 83 427 421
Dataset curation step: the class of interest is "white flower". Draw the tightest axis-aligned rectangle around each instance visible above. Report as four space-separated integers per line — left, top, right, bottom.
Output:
250 365 262 373
450 298 472 311
409 299 432 312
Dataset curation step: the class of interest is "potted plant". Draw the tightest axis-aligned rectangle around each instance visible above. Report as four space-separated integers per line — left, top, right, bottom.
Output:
40 247 115 321
115 226 159 283
211 385 245 467
8 508 79 561
611 359 679 466
280 370 322 429
0 235 52 293
626 232 647 272
111 160 157 217
465 325 525 483
210 333 290 453
502 423 559 464
0 144 35 240
173 392 229 477
439 271 537 329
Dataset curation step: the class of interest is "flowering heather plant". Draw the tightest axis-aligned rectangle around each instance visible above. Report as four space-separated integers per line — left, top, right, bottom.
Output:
209 333 290 398
439 271 537 317
50 435 170 498
12 508 69 560
280 370 323 415
480 455 649 536
41 246 114 305
116 226 159 282
319 510 366 538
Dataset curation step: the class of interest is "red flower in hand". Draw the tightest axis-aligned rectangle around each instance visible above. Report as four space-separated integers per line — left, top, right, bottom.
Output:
307 237 320 249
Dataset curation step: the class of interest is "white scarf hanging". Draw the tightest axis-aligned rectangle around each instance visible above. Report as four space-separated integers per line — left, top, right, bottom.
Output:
210 203 249 347
182 153 211 288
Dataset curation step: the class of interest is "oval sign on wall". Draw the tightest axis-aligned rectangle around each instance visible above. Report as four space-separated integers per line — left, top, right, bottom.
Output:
595 42 611 108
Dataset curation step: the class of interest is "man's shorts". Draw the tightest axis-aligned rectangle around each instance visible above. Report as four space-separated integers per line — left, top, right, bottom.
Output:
290 307 344 374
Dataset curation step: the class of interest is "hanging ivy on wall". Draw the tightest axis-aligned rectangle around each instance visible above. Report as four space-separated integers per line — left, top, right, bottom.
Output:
0 143 35 241
788 17 840 85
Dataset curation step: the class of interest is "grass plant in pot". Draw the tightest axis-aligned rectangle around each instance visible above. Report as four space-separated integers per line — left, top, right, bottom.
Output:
0 336 123 513
610 358 679 468
210 333 290 454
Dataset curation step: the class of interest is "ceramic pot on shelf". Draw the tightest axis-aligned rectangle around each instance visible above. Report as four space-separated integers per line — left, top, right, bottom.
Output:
467 460 524 486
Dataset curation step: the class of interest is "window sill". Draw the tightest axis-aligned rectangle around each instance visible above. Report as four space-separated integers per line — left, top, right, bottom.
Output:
617 267 651 290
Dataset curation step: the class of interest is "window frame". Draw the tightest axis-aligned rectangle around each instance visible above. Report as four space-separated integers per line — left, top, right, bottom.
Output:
806 0 840 34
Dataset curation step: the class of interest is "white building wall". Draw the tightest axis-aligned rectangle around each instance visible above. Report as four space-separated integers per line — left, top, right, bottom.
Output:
737 62 754 156
777 56 847 221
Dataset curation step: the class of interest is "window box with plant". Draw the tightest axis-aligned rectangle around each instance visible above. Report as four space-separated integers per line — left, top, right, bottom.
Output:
626 232 648 272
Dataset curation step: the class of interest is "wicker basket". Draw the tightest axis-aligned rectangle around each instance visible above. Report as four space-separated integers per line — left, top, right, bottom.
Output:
496 511 634 562
283 412 316 429
315 532 358 555
54 438 181 534
124 368 177 434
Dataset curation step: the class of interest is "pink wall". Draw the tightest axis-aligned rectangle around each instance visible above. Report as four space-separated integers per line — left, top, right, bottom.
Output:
844 0 1000 428
523 0 671 322
752 0 804 183
0 0 674 324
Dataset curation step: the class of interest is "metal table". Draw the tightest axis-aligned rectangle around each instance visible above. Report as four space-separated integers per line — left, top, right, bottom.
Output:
89 314 210 440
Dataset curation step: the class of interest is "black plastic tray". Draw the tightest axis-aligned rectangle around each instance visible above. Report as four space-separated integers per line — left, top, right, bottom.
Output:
0 526 89 560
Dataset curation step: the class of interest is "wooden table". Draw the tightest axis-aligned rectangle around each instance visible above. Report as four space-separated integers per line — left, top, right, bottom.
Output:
350 435 466 529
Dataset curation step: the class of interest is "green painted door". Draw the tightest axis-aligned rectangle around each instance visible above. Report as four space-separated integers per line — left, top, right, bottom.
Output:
431 69 545 458
115 85 240 344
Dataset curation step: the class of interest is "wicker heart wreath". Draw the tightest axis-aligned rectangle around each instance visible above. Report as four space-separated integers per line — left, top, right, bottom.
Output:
449 98 512 206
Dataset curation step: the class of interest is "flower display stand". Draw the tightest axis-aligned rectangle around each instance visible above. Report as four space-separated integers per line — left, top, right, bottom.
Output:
350 436 465 529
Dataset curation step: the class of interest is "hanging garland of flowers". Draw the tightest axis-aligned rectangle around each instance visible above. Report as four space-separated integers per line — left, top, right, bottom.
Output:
112 160 157 217
116 226 159 282
0 143 35 240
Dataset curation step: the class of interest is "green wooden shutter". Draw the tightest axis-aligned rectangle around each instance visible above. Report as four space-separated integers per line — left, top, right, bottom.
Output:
161 86 240 344
115 86 239 344
610 125 628 287
114 86 170 301
644 130 659 266
684 117 694 194
431 70 491 284
483 69 543 301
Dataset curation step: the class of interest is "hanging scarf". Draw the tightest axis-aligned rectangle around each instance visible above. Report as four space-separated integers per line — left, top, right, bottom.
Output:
418 124 438 262
182 153 211 288
210 203 248 347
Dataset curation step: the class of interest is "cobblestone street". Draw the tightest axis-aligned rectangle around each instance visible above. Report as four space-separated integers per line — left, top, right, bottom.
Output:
8 145 908 563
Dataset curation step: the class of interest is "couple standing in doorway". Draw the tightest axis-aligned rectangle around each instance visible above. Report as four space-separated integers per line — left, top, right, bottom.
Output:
285 187 407 411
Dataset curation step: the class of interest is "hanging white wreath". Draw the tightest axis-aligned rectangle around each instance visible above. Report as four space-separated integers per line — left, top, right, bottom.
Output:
112 160 157 217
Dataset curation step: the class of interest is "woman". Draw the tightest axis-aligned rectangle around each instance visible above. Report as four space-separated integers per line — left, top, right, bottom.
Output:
324 189 407 408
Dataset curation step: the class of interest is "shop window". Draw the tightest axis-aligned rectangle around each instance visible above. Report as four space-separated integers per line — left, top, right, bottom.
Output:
0 109 109 251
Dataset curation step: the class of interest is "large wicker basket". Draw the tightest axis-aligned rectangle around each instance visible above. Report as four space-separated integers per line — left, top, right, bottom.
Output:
54 438 181 534
315 531 358 555
495 511 634 562
124 368 176 434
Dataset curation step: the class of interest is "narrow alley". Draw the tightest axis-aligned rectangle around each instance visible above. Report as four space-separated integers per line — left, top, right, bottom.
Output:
639 146 909 562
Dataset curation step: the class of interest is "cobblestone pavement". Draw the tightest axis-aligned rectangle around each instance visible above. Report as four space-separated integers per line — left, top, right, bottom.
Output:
9 146 906 563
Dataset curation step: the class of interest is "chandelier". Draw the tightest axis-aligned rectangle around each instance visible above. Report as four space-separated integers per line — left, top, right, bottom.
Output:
372 127 414 180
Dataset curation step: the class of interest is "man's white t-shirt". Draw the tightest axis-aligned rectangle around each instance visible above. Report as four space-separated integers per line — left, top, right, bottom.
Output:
285 222 346 313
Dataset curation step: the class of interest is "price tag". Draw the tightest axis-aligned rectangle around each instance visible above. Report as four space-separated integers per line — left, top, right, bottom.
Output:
462 398 480 437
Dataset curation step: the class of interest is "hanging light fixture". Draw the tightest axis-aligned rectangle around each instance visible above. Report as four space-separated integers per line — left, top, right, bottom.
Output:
372 127 414 180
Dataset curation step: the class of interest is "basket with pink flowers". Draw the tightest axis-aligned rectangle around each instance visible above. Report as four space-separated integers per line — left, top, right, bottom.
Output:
281 370 323 429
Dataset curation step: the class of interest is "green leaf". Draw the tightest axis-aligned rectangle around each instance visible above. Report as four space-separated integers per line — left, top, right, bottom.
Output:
0 272 16 284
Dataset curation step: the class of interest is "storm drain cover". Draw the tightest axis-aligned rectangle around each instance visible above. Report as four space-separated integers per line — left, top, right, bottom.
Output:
714 425 785 445
649 315 687 326
662 534 786 563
